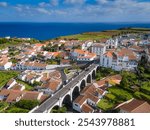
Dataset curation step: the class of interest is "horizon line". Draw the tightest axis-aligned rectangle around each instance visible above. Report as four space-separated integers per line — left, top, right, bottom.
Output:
0 21 150 24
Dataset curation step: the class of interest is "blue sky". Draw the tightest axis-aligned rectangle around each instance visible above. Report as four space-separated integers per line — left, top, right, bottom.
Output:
0 0 150 22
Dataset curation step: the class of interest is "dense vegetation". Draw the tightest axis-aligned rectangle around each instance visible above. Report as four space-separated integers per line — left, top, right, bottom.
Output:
0 71 20 88
0 102 9 112
96 67 119 81
51 106 67 113
4 100 39 113
97 56 150 112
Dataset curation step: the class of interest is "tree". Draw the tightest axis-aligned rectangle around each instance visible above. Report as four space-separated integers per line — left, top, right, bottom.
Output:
15 100 39 110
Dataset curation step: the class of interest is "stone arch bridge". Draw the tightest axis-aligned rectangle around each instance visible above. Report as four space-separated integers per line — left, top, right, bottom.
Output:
33 64 99 113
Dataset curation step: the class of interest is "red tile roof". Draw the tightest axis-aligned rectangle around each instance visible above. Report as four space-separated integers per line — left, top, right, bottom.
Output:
119 99 150 113
81 103 94 113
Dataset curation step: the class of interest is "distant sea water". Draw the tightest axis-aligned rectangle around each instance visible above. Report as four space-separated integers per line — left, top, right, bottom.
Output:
0 22 150 40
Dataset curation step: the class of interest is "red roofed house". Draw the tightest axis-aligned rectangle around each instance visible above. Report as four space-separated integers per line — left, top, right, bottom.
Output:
0 55 12 70
71 49 96 62
73 85 103 113
117 99 150 113
100 48 138 71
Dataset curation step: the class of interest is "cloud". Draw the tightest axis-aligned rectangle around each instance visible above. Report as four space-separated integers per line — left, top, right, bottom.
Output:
0 2 8 7
39 2 48 7
97 0 108 4
0 0 150 22
14 6 23 12
36 8 51 15
64 0 85 5
50 0 59 6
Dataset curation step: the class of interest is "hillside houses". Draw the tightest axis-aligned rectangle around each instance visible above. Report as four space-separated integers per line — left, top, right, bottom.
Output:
37 70 62 94
13 61 47 70
0 55 12 70
73 74 122 113
0 89 48 103
117 99 150 113
18 70 62 95
71 49 96 62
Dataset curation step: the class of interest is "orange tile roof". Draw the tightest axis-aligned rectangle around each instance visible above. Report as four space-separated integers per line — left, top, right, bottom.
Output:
119 99 150 113
81 103 94 113
41 78 61 91
74 95 87 105
104 51 113 58
117 48 136 60
34 44 44 47
74 49 88 55
0 89 23 103
21 91 41 101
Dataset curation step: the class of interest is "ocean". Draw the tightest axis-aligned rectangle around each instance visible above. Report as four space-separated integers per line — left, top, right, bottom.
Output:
0 22 150 40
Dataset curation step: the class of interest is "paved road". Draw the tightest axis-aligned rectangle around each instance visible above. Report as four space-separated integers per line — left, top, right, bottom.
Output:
56 67 67 85
33 64 98 113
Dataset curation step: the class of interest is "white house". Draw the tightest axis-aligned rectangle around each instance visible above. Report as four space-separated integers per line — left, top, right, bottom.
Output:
91 43 106 56
71 49 96 62
15 61 47 70
5 79 17 89
81 40 93 50
106 38 119 49
73 85 102 113
0 55 12 70
0 62 12 70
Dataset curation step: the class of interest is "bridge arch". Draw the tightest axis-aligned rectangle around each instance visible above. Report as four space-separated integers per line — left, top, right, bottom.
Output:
72 86 80 101
92 70 96 80
96 66 100 73
86 74 92 83
61 94 72 109
50 105 60 113
80 79 86 90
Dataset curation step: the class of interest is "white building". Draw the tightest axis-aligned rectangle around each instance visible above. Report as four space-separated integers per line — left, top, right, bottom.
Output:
71 49 96 62
15 61 47 70
91 43 106 56
0 55 12 70
81 40 93 50
106 38 119 49
100 48 138 71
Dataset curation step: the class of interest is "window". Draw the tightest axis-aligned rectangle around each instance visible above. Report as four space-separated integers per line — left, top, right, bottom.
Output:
107 59 109 65
75 104 78 107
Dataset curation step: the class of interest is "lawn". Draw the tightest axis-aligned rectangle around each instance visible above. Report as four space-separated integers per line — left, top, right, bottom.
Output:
97 99 116 111
16 79 34 91
0 38 39 50
60 33 111 41
0 102 9 112
5 107 29 113
134 91 150 102
57 28 150 41
0 71 20 88
108 87 133 101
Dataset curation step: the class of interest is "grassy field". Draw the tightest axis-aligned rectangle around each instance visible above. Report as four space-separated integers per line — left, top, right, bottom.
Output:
57 28 150 41
0 38 39 50
0 71 20 88
59 33 111 41
0 102 9 112
97 99 116 111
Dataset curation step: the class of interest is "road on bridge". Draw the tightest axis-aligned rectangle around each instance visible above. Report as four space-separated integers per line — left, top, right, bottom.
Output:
33 64 98 113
